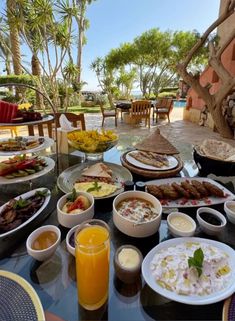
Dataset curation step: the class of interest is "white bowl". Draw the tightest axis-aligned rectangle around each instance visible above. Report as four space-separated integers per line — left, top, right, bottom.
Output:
66 224 80 256
224 201 235 224
196 207 226 236
167 212 196 237
26 225 61 261
57 191 94 228
113 191 162 238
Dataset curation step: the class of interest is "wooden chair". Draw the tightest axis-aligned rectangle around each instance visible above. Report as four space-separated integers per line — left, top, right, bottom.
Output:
100 105 117 127
129 100 151 128
54 112 86 130
153 98 173 123
27 118 54 138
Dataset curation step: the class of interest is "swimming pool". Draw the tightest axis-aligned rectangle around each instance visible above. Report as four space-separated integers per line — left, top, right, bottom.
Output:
173 100 186 108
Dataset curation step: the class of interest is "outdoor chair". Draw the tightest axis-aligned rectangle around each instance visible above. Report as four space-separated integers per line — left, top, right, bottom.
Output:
100 104 117 127
153 98 173 123
54 112 86 130
128 100 151 128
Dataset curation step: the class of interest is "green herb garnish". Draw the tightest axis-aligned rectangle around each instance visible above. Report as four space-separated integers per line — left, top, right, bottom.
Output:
35 189 49 197
188 247 204 277
67 188 77 202
13 197 30 209
87 181 102 193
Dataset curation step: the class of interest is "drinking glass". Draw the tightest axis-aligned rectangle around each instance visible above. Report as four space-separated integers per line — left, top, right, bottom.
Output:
75 219 110 310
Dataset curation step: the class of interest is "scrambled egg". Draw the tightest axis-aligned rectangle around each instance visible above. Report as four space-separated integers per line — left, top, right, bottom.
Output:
74 182 118 197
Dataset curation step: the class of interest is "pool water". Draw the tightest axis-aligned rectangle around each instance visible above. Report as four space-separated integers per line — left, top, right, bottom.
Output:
173 100 186 108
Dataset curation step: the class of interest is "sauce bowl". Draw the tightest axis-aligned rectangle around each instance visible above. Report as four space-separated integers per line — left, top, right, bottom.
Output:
167 212 196 237
224 201 235 224
196 207 226 236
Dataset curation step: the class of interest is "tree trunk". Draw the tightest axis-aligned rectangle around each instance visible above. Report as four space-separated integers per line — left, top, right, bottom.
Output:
107 93 114 108
31 54 44 110
209 102 233 138
7 0 22 99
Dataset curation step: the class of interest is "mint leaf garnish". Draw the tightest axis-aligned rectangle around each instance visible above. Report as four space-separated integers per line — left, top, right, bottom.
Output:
188 247 204 277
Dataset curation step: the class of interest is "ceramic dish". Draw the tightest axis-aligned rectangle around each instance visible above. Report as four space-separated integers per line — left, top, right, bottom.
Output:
145 177 235 207
66 224 79 256
196 207 226 235
0 136 54 156
142 237 235 305
0 270 45 321
224 201 235 224
0 157 55 185
0 114 54 126
167 212 196 237
126 151 178 171
0 188 51 238
57 161 132 198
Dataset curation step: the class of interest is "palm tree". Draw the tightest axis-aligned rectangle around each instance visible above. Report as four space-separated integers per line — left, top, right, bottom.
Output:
0 34 12 75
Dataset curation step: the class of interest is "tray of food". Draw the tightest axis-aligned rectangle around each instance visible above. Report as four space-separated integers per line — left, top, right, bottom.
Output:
142 237 235 305
146 177 235 207
126 150 178 171
0 114 54 126
0 155 55 184
0 188 51 237
57 161 132 199
0 136 54 155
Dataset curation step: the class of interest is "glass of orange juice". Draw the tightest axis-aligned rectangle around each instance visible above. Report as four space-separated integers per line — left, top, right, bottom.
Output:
75 219 110 310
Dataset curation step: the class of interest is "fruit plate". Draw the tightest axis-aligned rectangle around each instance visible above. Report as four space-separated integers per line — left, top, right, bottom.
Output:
0 157 55 184
0 136 54 156
0 188 51 238
142 237 235 305
126 151 178 171
0 114 54 126
57 161 132 199
145 177 235 207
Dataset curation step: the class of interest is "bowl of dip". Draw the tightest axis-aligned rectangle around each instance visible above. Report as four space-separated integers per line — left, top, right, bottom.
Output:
196 207 227 236
26 225 61 261
114 245 143 283
224 201 235 224
66 224 80 256
167 212 196 237
57 191 94 228
113 191 162 238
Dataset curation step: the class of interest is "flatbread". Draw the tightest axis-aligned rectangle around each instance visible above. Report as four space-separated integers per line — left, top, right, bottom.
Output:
135 128 179 155
199 139 235 161
82 162 112 178
129 151 169 168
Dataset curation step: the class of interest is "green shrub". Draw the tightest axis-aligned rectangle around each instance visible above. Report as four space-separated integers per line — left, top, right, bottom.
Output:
0 75 37 86
158 91 176 98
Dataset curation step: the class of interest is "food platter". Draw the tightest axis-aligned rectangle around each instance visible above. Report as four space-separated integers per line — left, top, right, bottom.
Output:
126 151 178 171
0 157 55 184
0 114 54 126
0 188 51 238
223 293 235 321
0 136 54 156
142 237 235 305
57 161 132 198
0 270 45 321
145 177 235 207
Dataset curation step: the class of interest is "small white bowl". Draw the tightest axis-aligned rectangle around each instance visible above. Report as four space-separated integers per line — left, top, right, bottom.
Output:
66 224 80 256
196 207 226 236
57 191 94 228
224 201 235 224
113 191 162 238
26 225 61 261
167 212 196 237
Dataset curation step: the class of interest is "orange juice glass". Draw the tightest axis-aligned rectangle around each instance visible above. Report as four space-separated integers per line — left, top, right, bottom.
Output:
75 219 110 310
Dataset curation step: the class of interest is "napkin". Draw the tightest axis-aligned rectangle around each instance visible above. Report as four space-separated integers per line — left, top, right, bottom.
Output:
59 114 74 131
57 114 76 154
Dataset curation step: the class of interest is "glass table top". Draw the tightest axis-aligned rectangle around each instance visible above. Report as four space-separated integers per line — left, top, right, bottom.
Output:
0 145 233 321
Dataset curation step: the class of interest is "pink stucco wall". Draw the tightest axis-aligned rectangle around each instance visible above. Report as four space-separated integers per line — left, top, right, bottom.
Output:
186 39 235 110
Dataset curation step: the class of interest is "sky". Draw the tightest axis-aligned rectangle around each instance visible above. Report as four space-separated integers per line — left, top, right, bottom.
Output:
0 0 221 91
82 0 221 90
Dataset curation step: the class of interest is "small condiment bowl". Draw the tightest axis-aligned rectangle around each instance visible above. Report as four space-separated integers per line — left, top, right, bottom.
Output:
114 245 143 284
26 225 61 261
57 191 94 228
196 207 227 236
224 201 235 224
167 212 196 237
66 224 80 256
113 191 162 238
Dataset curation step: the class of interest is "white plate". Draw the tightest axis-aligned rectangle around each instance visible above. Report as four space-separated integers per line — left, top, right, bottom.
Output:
0 188 51 238
57 161 133 199
0 157 55 184
142 237 235 305
0 136 54 156
145 177 235 207
126 151 178 171
0 114 54 126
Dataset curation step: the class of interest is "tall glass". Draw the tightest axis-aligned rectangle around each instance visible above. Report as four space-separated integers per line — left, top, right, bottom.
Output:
75 219 110 311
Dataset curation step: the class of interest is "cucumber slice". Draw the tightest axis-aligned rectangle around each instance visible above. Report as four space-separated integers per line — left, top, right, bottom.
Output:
25 169 36 174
